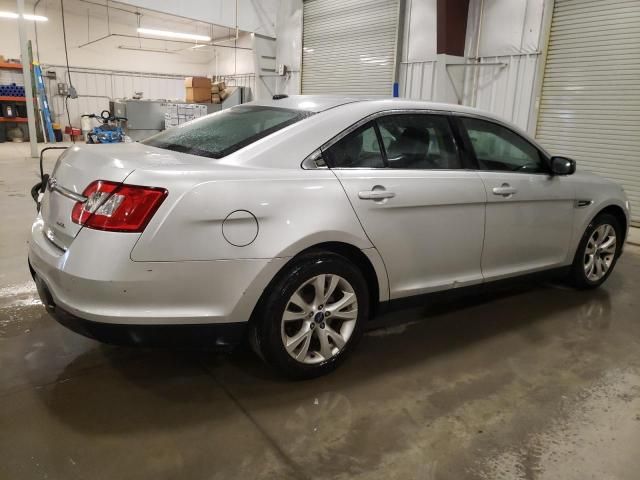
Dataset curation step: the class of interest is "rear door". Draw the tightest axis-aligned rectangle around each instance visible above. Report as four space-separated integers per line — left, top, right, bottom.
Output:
456 115 575 280
326 112 487 299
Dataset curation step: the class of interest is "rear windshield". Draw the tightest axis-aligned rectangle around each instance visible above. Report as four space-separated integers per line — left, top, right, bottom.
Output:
142 105 311 159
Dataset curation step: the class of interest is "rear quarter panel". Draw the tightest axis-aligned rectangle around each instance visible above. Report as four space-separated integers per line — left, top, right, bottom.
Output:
128 167 373 262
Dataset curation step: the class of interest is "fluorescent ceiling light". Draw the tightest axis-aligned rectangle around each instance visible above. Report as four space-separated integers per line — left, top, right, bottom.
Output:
190 44 208 49
24 14 48 21
0 11 48 21
137 27 210 42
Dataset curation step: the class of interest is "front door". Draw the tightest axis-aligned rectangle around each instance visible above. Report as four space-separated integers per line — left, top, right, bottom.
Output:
458 116 575 280
325 113 487 299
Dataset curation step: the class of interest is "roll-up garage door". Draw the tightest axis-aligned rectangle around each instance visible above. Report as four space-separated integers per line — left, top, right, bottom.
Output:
536 0 640 224
302 0 400 95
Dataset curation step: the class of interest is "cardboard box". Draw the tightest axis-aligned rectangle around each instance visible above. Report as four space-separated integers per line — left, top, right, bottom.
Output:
186 87 211 103
211 84 220 94
184 76 211 88
185 77 212 103
219 89 229 101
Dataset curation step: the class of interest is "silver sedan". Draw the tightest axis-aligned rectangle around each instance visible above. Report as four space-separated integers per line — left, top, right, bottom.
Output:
29 96 630 378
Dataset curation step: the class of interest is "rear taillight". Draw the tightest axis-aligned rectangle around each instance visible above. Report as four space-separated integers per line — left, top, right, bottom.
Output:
71 180 167 232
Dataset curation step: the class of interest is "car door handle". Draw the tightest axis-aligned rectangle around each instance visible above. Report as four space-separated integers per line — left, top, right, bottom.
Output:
492 184 517 197
358 190 396 200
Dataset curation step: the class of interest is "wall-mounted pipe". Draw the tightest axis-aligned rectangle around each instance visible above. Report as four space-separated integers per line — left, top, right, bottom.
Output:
77 33 252 50
446 62 506 103
41 63 200 80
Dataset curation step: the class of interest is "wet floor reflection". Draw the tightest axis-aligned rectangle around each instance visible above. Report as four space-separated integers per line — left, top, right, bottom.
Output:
0 250 639 479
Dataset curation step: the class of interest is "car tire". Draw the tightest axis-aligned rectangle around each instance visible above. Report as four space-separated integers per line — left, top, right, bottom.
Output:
569 213 623 289
251 251 369 379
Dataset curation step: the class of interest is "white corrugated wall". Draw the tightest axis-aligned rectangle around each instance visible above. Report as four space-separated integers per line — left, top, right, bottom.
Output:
463 54 540 131
398 61 436 100
461 0 545 132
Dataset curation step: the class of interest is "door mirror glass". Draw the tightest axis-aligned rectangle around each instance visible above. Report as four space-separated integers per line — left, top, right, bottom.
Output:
550 156 576 175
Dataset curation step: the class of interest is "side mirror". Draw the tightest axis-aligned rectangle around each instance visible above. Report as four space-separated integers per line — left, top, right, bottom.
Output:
550 156 576 175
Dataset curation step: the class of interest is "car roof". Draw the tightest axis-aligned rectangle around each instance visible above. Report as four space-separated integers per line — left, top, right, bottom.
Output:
248 95 366 112
245 95 544 154
248 95 506 120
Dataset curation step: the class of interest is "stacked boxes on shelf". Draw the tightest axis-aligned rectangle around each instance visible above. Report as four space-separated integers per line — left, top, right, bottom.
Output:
211 81 223 104
184 77 212 103
211 81 234 104
163 103 208 129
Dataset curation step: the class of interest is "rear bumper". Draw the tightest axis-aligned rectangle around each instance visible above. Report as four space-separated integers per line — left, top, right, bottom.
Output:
28 215 289 329
31 265 246 347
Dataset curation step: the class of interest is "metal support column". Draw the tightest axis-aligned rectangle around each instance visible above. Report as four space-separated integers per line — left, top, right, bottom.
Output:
16 0 38 158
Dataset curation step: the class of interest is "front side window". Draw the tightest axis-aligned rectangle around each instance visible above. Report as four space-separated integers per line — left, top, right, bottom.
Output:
377 114 460 169
323 122 385 168
142 105 310 159
461 117 547 173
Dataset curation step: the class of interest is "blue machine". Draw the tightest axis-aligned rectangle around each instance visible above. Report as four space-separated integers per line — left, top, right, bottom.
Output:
82 110 128 144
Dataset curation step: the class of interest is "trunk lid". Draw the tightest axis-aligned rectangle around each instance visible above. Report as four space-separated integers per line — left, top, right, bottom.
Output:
39 143 194 250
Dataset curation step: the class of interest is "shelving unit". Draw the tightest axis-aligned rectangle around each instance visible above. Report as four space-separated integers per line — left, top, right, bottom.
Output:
0 62 23 70
0 61 30 141
0 117 28 123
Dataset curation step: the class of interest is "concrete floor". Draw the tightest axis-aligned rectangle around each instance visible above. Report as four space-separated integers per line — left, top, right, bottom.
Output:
1 141 640 480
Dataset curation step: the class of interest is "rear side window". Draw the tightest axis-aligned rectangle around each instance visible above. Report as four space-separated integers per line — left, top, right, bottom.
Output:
142 105 310 159
323 113 461 170
323 122 386 168
377 114 460 169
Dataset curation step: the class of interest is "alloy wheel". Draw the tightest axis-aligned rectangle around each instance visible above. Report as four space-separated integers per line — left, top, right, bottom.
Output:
281 274 358 364
584 223 617 282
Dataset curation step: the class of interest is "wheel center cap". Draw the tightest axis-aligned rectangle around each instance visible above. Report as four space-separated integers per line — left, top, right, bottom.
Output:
314 311 325 323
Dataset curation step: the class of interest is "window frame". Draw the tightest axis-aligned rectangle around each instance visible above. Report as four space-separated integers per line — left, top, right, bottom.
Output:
310 110 470 171
451 113 553 175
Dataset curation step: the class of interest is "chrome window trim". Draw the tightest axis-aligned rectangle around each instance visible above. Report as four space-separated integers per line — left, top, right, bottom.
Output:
301 108 555 173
